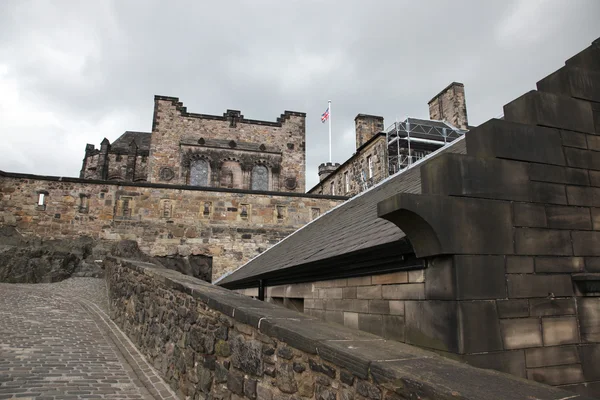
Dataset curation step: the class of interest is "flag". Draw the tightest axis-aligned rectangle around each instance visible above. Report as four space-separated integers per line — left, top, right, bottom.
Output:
321 107 330 123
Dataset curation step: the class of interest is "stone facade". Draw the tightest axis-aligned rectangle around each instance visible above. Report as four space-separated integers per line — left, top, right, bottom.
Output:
81 96 307 194
427 82 469 129
107 258 581 400
308 135 388 197
0 172 342 280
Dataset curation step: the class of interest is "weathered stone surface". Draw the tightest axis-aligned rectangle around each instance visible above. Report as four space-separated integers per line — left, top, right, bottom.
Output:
276 362 298 394
505 256 534 273
463 350 526 378
356 381 381 400
227 370 244 395
542 317 579 346
579 344 600 381
529 298 576 317
513 203 546 227
514 228 572 256
527 364 585 386
231 335 263 376
244 378 258 400
526 346 579 368
507 274 573 298
496 299 529 319
500 319 542 349
578 297 600 342
534 257 584 273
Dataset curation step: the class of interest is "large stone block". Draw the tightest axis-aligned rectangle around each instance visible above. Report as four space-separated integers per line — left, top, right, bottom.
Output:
454 255 506 300
545 206 592 230
578 297 600 342
579 344 600 381
506 256 534 273
378 194 513 258
463 350 526 378
513 203 546 228
381 284 425 300
357 313 383 337
465 119 565 165
572 231 600 256
566 185 600 207
534 257 585 273
528 160 589 186
421 153 530 201
514 228 573 256
500 318 542 349
564 147 600 171
529 182 568 205
527 364 585 386
458 301 503 354
504 90 595 134
525 345 580 368
542 316 579 346
560 130 588 149
404 300 459 353
356 285 382 299
371 271 408 285
382 315 405 342
425 256 455 300
530 298 576 317
496 299 529 319
537 66 600 103
507 274 574 298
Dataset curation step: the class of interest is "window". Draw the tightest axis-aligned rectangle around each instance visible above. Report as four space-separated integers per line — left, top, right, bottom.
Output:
79 194 89 213
311 208 320 220
37 191 48 211
203 202 211 216
240 204 249 219
251 165 269 191
190 159 210 186
162 200 172 219
344 172 350 193
330 181 335 195
276 205 285 220
367 156 373 179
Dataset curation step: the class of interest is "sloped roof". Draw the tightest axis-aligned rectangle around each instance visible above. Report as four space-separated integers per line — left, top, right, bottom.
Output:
111 131 151 151
217 136 467 287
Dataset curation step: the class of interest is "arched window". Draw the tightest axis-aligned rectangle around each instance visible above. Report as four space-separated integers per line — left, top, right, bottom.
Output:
190 159 209 186
251 165 269 191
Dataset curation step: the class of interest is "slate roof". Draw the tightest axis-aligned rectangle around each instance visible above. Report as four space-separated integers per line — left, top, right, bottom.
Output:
217 136 467 287
111 131 151 151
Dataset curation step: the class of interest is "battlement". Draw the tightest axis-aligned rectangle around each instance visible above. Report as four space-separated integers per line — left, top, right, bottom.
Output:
152 95 306 132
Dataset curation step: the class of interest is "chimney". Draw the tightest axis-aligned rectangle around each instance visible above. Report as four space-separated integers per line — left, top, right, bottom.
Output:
355 114 384 150
318 162 340 182
428 82 469 130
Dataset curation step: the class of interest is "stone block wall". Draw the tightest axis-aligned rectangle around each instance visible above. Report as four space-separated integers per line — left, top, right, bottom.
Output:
354 114 384 150
0 172 342 280
150 96 306 193
106 258 585 400
308 135 388 197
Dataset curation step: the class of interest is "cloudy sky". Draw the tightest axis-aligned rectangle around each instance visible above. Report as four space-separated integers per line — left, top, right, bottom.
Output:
1 0 599 189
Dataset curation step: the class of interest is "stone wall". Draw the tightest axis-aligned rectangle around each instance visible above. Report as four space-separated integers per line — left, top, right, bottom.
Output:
0 172 342 280
106 257 585 400
150 96 307 193
427 82 468 129
354 115 384 150
308 135 388 197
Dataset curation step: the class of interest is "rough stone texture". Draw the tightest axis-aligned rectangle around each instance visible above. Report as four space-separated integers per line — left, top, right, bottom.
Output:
0 173 341 280
107 259 591 400
309 134 388 197
428 82 469 130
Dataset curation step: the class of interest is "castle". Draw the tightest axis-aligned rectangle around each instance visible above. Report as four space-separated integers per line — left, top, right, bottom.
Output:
0 84 469 282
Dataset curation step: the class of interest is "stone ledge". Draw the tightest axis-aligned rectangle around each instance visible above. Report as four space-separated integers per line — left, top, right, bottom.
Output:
108 257 595 400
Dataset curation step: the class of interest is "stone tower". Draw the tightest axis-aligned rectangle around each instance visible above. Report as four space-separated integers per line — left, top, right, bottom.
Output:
355 114 384 149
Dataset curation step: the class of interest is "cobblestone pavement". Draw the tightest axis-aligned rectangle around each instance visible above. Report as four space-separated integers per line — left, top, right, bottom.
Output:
0 278 179 400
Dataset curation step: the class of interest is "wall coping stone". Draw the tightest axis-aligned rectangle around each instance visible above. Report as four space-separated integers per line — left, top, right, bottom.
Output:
0 170 348 200
108 257 595 400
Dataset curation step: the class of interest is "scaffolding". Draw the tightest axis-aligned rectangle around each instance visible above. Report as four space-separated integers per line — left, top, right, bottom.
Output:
386 117 467 175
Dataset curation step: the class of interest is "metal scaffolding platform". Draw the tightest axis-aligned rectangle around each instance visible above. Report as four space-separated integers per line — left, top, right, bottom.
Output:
386 117 467 175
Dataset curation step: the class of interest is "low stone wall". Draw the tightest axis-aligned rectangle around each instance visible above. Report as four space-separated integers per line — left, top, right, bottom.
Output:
106 258 592 400
0 172 342 280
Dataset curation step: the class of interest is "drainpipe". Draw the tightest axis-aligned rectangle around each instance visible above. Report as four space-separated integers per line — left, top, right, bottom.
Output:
258 279 265 301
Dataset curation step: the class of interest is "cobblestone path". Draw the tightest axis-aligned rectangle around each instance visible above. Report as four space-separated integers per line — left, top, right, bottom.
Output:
0 278 178 400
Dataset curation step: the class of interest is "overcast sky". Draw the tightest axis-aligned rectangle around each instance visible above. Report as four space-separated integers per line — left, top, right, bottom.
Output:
1 0 599 189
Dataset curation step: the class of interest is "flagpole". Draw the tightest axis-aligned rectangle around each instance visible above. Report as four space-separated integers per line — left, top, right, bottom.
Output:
328 100 332 162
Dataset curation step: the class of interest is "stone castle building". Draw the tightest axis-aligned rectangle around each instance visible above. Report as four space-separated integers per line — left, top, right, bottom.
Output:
81 95 307 193
309 82 469 197
1 97 344 281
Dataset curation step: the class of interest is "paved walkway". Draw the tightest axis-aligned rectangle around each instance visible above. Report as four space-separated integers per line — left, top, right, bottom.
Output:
0 278 179 400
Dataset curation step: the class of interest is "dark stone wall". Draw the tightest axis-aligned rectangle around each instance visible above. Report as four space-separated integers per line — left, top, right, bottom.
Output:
106 258 585 400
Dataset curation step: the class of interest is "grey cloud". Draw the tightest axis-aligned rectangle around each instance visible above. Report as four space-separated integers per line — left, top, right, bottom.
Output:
0 0 599 187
